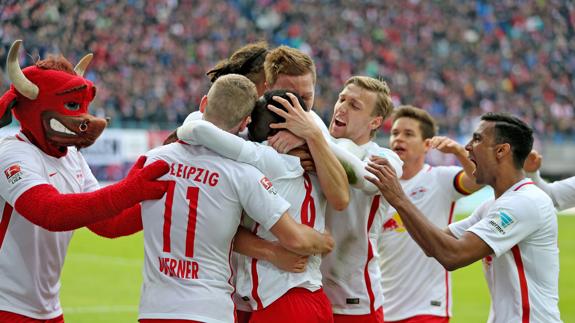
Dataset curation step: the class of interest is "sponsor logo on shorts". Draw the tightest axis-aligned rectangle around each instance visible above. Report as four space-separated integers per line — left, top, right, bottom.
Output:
4 164 22 184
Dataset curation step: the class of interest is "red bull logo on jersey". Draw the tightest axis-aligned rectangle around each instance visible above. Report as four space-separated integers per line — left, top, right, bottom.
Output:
260 176 277 195
409 186 427 201
382 213 406 233
4 164 22 184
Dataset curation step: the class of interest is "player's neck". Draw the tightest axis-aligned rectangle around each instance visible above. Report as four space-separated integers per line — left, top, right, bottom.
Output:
492 168 526 199
401 159 425 180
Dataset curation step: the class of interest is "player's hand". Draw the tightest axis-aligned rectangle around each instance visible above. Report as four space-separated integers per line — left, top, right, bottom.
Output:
523 150 542 173
268 242 309 273
123 156 170 201
268 93 320 141
268 130 305 154
429 136 466 157
364 156 407 206
320 229 335 255
287 145 316 172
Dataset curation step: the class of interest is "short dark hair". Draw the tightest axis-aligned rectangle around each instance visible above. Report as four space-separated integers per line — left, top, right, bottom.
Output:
481 112 533 169
206 41 269 85
393 105 438 139
248 89 307 143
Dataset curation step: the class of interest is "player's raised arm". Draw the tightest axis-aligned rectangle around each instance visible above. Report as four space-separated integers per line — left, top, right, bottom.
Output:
269 93 350 210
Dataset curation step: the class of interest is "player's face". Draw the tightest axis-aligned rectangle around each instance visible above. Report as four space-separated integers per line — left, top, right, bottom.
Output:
270 73 315 110
329 84 380 145
465 121 498 185
389 117 429 164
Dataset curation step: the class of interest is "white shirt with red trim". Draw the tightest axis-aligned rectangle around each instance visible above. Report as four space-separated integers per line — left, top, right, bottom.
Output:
139 143 289 322
378 164 467 321
232 142 328 310
321 141 402 315
449 179 561 323
0 133 99 319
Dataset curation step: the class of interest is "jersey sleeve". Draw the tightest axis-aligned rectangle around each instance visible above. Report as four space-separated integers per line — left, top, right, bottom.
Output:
177 119 303 181
465 195 541 257
236 166 291 231
182 110 203 125
448 202 486 238
311 110 331 140
530 171 575 211
0 142 50 205
435 166 468 200
365 146 404 179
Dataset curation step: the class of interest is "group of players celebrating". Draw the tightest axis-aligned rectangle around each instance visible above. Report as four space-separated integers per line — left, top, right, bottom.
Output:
0 40 564 323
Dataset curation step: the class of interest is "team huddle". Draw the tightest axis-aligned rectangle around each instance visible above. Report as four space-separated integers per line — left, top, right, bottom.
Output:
0 39 565 323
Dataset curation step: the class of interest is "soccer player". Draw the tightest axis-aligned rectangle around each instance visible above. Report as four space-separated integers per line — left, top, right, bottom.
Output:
0 40 170 322
523 149 575 211
311 76 403 323
138 75 334 323
378 106 482 323
366 112 562 323
177 89 350 322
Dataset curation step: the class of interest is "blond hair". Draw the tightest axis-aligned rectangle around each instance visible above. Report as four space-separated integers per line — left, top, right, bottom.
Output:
264 46 316 86
204 74 258 130
344 76 394 137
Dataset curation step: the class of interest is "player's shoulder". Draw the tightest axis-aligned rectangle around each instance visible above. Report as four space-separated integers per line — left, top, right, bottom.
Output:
0 135 44 160
496 183 554 219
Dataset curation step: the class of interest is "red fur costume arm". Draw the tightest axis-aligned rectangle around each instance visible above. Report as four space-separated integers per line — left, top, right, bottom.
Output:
14 156 168 232
87 204 143 238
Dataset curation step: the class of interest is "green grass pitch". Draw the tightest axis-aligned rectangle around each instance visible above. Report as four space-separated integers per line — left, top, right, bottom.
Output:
60 214 575 322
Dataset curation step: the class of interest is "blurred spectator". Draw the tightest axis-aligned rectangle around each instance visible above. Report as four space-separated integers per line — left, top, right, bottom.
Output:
1 0 574 139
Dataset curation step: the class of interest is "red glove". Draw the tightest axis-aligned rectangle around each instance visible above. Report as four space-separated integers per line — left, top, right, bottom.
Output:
88 204 143 238
15 156 169 232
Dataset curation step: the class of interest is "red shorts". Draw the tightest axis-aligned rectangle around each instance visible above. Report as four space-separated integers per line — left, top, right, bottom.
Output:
139 320 202 323
333 306 383 323
385 315 449 323
249 288 333 323
0 311 64 323
236 310 252 323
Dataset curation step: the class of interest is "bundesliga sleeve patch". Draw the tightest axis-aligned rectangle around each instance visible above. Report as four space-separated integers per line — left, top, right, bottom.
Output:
4 164 23 184
259 176 277 195
487 210 517 235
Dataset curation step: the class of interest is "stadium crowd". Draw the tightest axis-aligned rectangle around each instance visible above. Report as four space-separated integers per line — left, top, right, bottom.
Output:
1 0 574 138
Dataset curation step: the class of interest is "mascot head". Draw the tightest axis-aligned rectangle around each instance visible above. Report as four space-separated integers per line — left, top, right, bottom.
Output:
0 40 107 158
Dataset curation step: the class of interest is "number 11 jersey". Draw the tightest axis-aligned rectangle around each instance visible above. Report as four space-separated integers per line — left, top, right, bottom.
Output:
139 143 290 323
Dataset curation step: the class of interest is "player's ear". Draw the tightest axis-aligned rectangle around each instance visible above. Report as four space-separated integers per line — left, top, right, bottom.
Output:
238 115 251 132
369 115 383 132
199 95 208 113
496 143 511 160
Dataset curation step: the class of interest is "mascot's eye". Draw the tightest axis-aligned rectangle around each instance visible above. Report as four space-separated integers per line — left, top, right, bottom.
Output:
65 102 81 111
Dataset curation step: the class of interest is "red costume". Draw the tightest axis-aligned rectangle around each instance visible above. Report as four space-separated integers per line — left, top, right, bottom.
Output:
0 40 168 321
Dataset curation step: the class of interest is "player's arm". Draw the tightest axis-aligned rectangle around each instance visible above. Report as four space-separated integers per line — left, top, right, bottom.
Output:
429 136 482 193
269 93 350 210
87 204 143 238
269 212 334 256
233 226 308 273
365 156 492 271
14 156 168 232
177 119 247 160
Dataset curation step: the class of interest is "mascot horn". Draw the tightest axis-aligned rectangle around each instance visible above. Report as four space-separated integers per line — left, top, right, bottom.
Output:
0 40 107 158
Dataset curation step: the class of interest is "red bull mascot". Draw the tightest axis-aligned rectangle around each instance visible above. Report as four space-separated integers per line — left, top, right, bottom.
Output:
0 40 169 322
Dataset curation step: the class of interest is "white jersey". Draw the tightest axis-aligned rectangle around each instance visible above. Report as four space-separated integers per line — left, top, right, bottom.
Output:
449 179 561 323
0 133 99 319
379 164 469 321
232 141 328 310
321 141 403 315
530 171 575 211
139 143 289 322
